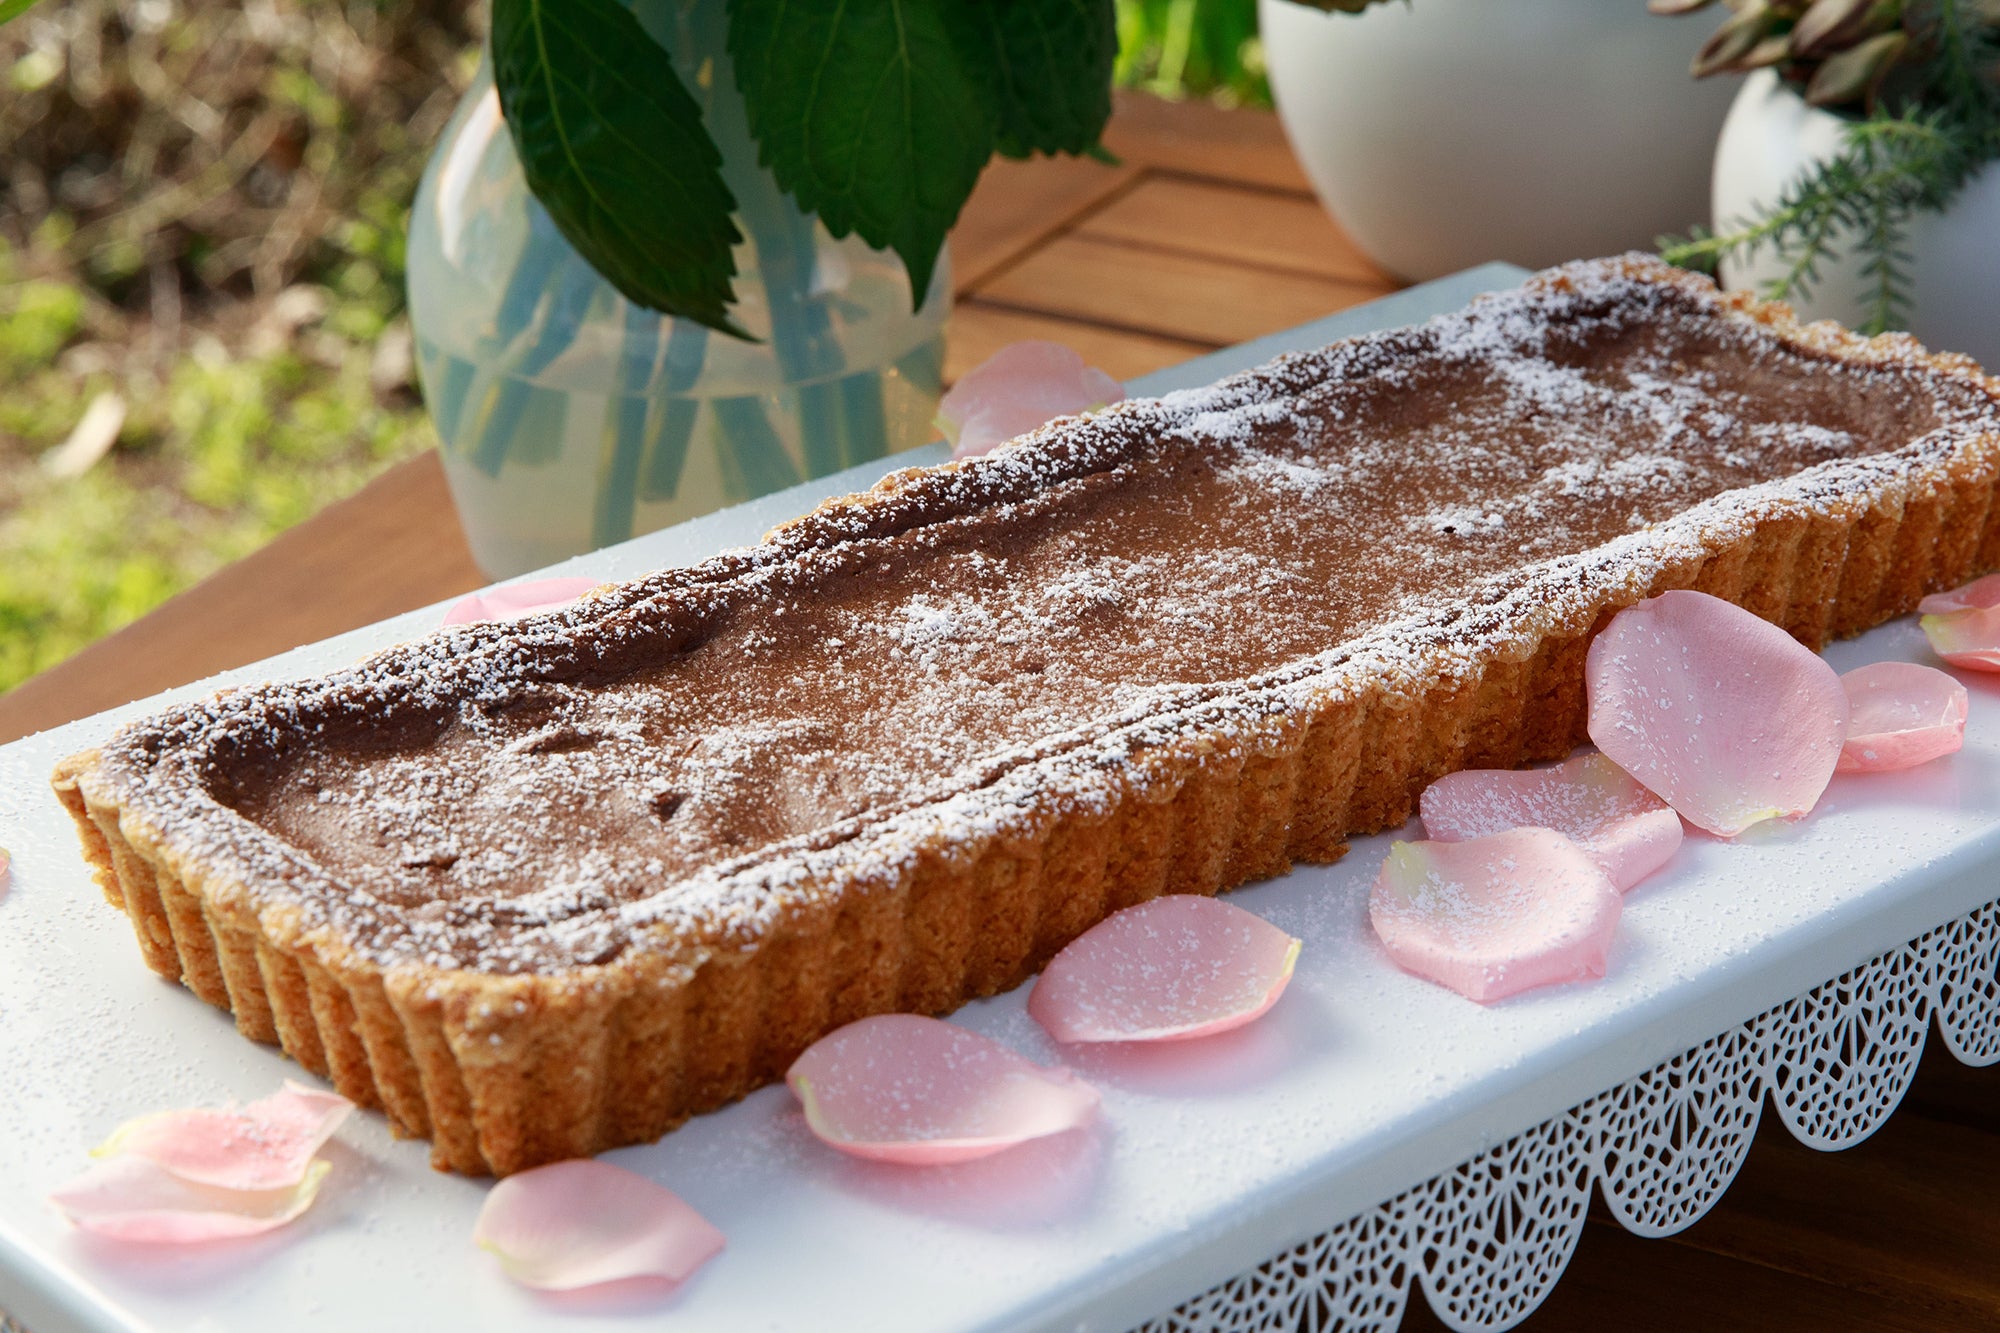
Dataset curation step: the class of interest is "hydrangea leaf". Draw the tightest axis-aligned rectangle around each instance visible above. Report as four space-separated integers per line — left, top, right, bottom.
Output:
728 0 996 309
972 0 1118 159
491 0 746 338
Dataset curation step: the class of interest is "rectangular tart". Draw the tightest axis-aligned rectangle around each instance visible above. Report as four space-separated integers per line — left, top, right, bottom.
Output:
53 255 2000 1175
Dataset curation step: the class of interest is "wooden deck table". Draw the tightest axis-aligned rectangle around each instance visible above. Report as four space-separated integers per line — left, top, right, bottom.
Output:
4 94 1995 1332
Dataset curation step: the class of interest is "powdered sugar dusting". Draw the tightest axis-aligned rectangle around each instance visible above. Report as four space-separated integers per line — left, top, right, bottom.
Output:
84 256 2000 974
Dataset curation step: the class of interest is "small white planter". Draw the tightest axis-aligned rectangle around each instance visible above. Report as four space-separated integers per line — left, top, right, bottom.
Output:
1259 0 1735 282
1713 69 2000 368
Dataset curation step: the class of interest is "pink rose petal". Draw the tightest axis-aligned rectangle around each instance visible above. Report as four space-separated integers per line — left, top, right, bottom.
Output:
1586 590 1848 837
939 341 1124 460
1911 573 2000 671
95 1082 352 1192
1370 828 1623 1004
1420 752 1683 892
443 576 602 626
0 845 10 885
1837 661 1969 773
49 1154 330 1243
1923 604 2000 672
49 1082 351 1244
787 1014 1099 1165
1027 895 1300 1043
473 1160 725 1293
1917 573 2000 616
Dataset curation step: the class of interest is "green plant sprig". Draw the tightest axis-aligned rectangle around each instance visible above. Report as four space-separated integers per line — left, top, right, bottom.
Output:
1659 1 2000 335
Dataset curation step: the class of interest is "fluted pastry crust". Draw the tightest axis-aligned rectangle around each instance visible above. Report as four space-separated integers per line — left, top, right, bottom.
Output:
52 256 2000 1174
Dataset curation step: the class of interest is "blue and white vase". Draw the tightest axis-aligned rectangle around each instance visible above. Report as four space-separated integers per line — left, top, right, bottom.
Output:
406 0 950 576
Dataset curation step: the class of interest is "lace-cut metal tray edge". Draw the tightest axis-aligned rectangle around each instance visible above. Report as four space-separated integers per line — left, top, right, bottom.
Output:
1131 894 2000 1333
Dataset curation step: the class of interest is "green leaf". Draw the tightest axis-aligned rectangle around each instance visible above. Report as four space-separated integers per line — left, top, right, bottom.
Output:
0 0 43 24
729 0 1000 308
491 0 747 338
974 0 1118 159
1804 29 1909 110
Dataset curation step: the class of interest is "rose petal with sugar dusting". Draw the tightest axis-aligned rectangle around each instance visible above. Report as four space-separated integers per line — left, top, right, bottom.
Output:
939 341 1124 460
1586 590 1848 836
1370 828 1623 1003
474 1159 725 1292
1028 895 1301 1044
443 577 601 627
1837 661 1969 772
1918 573 2000 617
49 1155 330 1243
1923 604 2000 672
787 1014 1099 1165
94 1081 352 1192
1420 752 1682 892
0 845 10 886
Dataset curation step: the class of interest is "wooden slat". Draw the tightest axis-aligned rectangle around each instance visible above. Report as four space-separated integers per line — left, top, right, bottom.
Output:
976 232 1392 348
1650 1107 2000 1322
1896 1037 2000 1135
1102 91 1314 194
1397 1221 1954 1333
947 302 1209 385
1077 176 1386 284
0 452 483 742
949 152 1140 291
1415 1047 2000 1330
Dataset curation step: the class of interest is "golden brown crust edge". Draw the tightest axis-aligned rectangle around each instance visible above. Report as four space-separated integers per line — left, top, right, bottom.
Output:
50 266 2000 1175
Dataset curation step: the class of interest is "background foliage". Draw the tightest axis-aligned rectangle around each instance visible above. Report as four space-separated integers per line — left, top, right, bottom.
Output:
0 0 479 691
1116 0 1269 106
0 0 1261 696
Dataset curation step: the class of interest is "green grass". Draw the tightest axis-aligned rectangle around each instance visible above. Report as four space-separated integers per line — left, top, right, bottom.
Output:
0 242 435 690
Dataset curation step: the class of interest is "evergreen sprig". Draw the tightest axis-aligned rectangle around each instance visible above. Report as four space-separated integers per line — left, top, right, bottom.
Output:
1659 0 2000 334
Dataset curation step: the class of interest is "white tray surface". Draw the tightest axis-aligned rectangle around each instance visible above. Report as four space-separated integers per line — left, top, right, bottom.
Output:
6 263 1998 1333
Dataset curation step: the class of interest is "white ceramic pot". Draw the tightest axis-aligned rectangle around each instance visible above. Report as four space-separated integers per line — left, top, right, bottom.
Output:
1259 0 1737 282
1713 69 2000 368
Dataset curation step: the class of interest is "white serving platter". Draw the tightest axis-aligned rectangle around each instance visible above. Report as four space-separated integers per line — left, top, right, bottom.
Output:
6 262 2000 1333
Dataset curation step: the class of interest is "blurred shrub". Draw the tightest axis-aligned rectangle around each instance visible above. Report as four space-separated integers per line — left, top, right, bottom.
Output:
1115 0 1270 107
0 0 478 692
1 0 477 321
